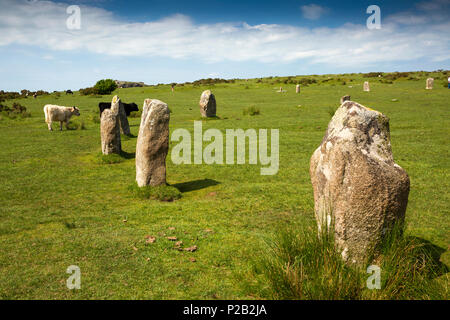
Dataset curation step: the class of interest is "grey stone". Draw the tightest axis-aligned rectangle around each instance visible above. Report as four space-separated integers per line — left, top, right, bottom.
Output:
101 108 121 155
136 99 170 187
310 101 410 264
199 90 216 117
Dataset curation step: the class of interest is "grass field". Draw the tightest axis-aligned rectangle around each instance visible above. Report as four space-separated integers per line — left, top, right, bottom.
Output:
0 72 448 299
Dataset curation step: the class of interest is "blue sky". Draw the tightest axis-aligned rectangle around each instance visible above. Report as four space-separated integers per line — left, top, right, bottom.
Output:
0 0 449 91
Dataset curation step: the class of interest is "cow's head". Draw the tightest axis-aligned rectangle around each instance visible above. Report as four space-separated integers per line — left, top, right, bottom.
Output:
71 106 81 116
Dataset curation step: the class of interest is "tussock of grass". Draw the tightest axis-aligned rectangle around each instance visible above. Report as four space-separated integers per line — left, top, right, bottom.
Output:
91 114 100 124
250 223 448 300
243 106 260 116
129 111 142 118
67 120 86 130
129 184 182 202
327 106 338 118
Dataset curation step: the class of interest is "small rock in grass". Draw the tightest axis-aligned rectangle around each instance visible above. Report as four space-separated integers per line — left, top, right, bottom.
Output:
184 245 198 252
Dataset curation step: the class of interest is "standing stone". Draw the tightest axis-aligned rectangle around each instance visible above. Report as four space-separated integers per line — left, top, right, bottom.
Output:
136 99 170 187
310 101 410 264
296 84 300 93
199 90 216 117
100 109 121 155
426 78 434 90
111 95 131 136
363 81 370 92
340 95 351 104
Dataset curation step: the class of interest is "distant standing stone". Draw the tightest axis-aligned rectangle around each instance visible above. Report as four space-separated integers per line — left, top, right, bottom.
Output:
111 95 131 136
310 101 410 264
363 81 370 92
199 90 216 117
136 99 170 187
426 78 434 90
296 84 300 93
340 95 351 104
100 108 121 155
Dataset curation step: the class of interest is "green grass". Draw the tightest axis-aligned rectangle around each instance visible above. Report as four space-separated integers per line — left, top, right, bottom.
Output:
129 184 182 202
0 71 448 299
246 222 448 300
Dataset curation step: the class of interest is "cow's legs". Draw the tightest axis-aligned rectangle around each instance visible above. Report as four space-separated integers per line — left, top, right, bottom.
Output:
60 121 63 131
47 121 53 131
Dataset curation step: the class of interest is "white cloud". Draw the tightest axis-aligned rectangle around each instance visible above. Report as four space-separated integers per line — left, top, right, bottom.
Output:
416 0 450 11
300 4 328 20
0 0 448 68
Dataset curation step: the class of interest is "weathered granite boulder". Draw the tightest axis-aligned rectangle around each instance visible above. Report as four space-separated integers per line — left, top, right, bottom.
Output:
363 81 370 92
340 95 351 104
136 99 170 187
100 108 121 155
426 78 434 90
111 95 131 136
199 90 216 117
310 101 410 264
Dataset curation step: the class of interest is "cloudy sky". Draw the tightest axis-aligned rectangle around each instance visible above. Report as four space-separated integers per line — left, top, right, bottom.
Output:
0 0 449 91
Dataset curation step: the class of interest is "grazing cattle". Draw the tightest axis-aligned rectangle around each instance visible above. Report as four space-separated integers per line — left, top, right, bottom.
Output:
66 90 74 95
98 102 138 117
44 104 80 131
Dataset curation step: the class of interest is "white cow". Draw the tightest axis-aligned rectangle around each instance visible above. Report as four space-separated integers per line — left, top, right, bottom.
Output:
44 104 80 131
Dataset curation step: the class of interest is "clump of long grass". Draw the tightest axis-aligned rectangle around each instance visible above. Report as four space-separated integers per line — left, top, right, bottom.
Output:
129 184 182 202
91 114 100 124
251 221 448 300
243 106 260 116
129 111 142 118
327 106 338 118
94 152 125 164
67 119 86 130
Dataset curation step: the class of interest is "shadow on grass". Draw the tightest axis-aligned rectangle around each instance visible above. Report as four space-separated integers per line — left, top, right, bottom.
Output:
120 150 135 159
405 236 449 277
172 179 220 193
196 116 222 121
122 133 137 139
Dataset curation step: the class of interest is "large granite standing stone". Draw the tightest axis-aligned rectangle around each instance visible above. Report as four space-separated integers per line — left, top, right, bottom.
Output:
340 95 351 104
101 108 121 155
111 95 131 136
136 99 170 187
199 90 216 117
363 81 370 92
296 84 300 93
310 101 410 264
426 78 434 90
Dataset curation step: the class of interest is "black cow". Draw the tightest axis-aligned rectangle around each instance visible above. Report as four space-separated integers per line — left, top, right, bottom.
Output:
98 102 139 117
66 90 74 95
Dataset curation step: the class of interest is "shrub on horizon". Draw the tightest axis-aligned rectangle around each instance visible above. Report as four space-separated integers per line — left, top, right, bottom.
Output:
94 79 118 95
